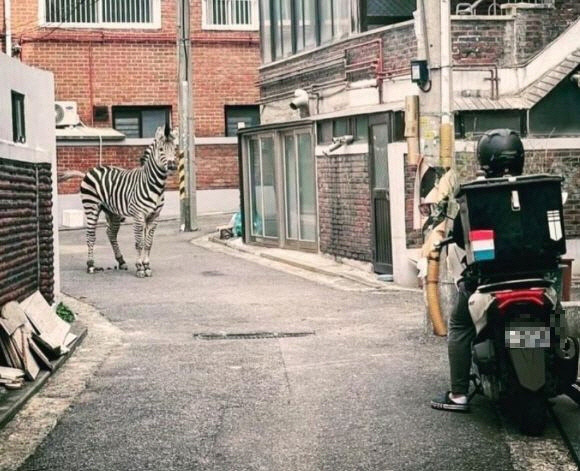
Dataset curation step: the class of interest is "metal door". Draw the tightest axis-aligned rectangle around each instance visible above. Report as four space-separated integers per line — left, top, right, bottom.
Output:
369 115 393 274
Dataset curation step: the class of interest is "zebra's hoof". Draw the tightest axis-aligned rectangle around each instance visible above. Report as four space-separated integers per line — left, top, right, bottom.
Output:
144 269 152 277
136 270 146 278
118 263 128 271
87 266 95 274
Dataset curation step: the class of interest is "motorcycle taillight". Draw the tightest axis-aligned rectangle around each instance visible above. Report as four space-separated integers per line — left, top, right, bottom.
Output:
493 288 546 313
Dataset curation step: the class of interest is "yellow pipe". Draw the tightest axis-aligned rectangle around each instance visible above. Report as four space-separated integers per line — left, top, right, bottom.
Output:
426 250 448 336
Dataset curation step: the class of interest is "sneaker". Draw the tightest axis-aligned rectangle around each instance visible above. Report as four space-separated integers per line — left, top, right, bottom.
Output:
430 391 470 412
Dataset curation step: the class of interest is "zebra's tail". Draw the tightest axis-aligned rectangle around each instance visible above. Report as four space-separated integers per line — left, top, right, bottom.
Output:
58 170 85 182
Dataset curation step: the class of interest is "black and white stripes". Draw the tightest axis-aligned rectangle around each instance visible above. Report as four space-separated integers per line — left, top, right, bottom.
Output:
80 125 178 277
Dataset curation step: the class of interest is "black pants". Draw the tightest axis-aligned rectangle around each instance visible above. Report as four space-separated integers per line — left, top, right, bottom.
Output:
447 282 476 395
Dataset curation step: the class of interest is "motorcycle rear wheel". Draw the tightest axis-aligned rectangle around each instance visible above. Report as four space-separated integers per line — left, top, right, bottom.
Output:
516 388 547 436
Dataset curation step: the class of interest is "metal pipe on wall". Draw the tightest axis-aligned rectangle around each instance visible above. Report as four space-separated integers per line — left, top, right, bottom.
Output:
4 0 11 56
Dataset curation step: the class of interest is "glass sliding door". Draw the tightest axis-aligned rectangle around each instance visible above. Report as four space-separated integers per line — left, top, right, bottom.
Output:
249 135 279 239
283 130 316 247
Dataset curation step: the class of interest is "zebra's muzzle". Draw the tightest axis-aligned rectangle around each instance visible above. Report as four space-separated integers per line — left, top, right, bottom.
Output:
167 161 178 172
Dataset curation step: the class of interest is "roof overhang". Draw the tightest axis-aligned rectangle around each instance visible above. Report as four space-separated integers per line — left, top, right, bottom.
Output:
55 126 125 141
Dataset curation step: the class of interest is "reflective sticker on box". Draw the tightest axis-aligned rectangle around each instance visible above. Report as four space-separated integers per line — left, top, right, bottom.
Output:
547 210 563 241
469 230 495 261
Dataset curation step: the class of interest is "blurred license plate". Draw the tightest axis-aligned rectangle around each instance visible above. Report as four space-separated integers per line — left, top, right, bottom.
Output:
505 326 550 348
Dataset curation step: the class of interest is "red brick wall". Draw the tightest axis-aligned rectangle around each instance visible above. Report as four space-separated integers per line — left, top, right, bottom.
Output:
3 0 259 192
57 146 179 194
452 5 580 66
452 20 510 65
197 144 239 188
317 153 372 261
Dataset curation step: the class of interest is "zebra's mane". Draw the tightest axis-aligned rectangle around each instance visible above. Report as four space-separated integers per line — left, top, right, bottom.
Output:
139 134 162 166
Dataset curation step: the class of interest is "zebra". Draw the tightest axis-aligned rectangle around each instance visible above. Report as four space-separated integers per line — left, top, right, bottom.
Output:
80 124 178 277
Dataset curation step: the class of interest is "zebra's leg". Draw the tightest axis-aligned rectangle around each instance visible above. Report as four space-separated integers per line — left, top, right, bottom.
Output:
105 213 128 270
83 203 102 274
142 218 160 277
133 216 147 278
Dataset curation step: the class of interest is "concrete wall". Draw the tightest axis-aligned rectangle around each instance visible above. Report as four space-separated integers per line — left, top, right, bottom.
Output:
0 52 60 301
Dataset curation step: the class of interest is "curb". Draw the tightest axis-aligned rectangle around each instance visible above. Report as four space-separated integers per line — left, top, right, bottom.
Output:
0 325 88 430
207 235 421 293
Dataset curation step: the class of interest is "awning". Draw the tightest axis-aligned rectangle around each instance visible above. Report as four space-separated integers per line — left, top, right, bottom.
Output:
55 126 125 141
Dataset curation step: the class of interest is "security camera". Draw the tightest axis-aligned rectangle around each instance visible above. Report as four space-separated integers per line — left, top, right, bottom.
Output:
323 135 354 155
289 89 309 110
332 135 354 145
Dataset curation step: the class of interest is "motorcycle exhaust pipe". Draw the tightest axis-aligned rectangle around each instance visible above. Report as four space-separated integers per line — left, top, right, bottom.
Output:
426 250 448 337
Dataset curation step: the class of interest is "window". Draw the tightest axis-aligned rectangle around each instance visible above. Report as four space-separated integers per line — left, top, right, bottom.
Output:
11 91 25 144
203 0 258 30
454 110 525 139
42 0 160 27
294 0 316 53
260 0 416 62
317 115 369 144
361 0 416 31
225 105 260 136
112 106 171 138
529 70 580 137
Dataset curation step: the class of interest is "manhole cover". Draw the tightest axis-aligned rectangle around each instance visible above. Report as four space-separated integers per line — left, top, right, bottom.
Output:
193 331 315 340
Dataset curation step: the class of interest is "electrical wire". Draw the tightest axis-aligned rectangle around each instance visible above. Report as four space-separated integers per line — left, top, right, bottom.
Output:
13 0 104 39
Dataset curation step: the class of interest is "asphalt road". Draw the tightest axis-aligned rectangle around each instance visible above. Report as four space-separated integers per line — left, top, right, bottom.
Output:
14 217 576 471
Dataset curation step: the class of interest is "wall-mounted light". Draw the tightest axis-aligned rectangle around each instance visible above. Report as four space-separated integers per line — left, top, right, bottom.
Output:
410 59 431 92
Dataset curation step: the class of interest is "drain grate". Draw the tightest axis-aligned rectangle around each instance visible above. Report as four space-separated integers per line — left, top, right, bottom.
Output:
193 331 315 340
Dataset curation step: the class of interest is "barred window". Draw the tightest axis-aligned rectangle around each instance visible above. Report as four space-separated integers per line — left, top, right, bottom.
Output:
42 0 160 27
203 0 258 30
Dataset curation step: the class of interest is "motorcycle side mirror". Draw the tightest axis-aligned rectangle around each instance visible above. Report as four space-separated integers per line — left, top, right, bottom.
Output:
562 191 568 204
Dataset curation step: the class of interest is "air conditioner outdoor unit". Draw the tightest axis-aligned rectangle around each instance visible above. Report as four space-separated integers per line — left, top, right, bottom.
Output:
55 101 80 127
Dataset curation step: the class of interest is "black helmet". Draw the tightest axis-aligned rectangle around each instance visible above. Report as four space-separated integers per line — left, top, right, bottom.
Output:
477 128 524 177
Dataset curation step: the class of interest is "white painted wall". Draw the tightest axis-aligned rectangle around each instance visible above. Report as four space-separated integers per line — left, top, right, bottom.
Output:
0 53 60 300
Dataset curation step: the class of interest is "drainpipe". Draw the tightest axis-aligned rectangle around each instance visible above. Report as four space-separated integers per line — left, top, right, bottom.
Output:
440 0 454 168
4 0 11 56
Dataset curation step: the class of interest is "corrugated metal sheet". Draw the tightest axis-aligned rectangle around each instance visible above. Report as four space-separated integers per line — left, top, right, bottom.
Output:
0 158 54 307
523 49 580 106
368 0 416 16
455 48 580 111
454 96 530 110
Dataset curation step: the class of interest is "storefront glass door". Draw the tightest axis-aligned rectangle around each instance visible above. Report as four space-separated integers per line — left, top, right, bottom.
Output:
249 136 279 239
283 130 316 245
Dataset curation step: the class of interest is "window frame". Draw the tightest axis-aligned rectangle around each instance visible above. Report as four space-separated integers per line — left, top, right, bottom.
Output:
317 115 368 145
39 0 161 29
225 105 261 137
11 91 26 144
260 0 416 63
112 105 171 139
202 0 259 31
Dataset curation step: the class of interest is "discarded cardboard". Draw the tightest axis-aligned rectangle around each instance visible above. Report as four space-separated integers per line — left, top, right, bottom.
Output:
0 302 40 380
20 291 71 355
0 366 25 381
28 338 53 371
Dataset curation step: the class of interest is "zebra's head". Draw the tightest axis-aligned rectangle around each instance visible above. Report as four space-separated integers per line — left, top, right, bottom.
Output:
154 124 178 172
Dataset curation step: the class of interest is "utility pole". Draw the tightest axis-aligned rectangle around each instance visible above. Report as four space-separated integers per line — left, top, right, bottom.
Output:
177 0 197 231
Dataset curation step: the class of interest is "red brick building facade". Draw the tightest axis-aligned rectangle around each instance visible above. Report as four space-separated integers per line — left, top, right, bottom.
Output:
1 0 260 196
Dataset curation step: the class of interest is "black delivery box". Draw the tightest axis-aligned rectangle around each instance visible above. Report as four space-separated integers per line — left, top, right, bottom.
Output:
455 174 565 274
